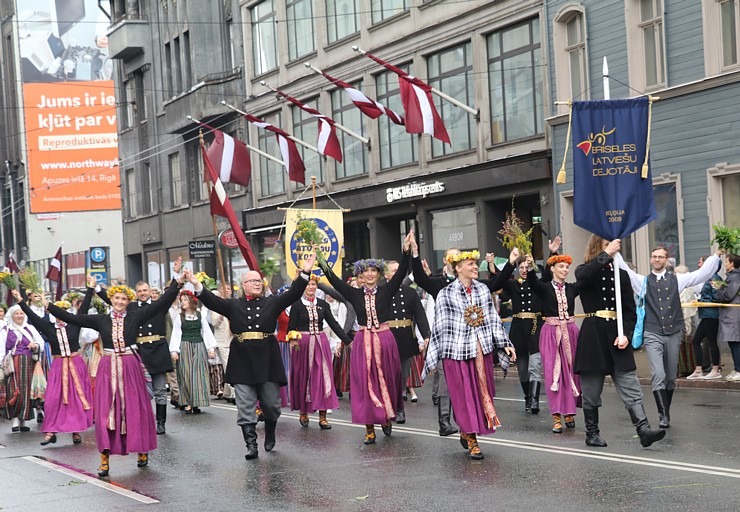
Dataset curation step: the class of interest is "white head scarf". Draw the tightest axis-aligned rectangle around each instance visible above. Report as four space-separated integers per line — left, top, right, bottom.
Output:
5 304 44 348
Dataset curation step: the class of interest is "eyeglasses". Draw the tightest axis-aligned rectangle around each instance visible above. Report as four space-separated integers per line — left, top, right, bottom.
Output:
243 279 263 285
651 255 667 260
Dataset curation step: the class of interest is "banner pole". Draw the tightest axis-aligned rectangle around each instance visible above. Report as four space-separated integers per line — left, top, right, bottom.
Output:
199 130 228 284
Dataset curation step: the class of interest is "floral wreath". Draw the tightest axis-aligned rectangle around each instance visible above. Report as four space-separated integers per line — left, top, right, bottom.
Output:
353 259 387 276
54 300 72 310
446 250 480 265
64 291 82 303
180 289 198 302
547 254 573 267
107 284 135 301
464 304 485 328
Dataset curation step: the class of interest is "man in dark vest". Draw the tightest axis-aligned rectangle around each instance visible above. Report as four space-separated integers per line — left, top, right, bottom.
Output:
618 246 722 428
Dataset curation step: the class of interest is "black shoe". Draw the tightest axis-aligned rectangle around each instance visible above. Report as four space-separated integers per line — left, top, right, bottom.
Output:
653 390 670 428
437 397 458 437
40 434 57 446
37 412 44 423
336 390 344 399
170 399 180 409
264 420 277 452
192 407 201 414
432 396 439 406
19 426 30 432
529 381 541 414
628 404 667 447
381 423 392 436
242 424 259 460
156 404 167 435
396 410 406 424
402 393 407 402
11 427 19 433
520 381 531 412
72 433 82 444
583 408 607 447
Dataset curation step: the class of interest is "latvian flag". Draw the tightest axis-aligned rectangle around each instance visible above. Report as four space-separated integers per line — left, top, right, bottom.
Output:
318 70 405 125
46 246 63 300
244 114 306 185
363 51 450 144
207 130 251 186
274 90 343 163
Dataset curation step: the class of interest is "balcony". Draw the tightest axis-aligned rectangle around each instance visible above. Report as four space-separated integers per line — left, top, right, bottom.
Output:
107 15 148 61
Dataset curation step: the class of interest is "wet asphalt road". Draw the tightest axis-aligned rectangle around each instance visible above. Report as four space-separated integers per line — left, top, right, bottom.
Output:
1 377 739 512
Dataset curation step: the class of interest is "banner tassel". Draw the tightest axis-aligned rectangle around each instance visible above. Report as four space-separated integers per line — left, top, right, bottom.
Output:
641 97 654 179
556 101 573 185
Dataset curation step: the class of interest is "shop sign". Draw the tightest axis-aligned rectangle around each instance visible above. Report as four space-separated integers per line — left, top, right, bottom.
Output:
219 229 239 249
188 240 216 259
386 181 445 203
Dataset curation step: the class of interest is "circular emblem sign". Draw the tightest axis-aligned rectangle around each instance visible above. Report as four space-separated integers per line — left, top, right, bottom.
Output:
289 217 340 278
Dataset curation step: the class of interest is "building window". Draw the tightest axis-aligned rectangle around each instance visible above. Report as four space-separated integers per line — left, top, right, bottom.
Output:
141 163 156 214
427 42 475 158
287 0 315 61
173 36 183 93
639 0 666 88
430 205 478 271
371 0 408 24
169 153 185 207
722 173 740 227
252 0 278 75
721 0 739 67
258 113 286 197
224 17 235 70
291 100 324 185
326 0 360 43
648 182 680 265
331 84 367 178
126 168 138 218
121 79 134 129
183 30 193 90
487 17 544 144
187 141 207 202
377 67 417 169
164 42 174 99
553 8 588 107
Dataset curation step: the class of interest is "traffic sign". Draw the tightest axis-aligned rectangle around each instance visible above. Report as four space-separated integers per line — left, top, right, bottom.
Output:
89 270 108 285
90 247 106 263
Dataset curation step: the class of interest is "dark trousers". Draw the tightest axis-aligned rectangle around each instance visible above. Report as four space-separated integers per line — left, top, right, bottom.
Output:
691 318 720 367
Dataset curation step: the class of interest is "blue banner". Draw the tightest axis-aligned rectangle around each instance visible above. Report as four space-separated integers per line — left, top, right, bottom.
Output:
572 98 656 240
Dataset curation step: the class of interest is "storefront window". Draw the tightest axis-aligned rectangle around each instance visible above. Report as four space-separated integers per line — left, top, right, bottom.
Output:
146 250 167 290
648 182 680 265
430 205 478 271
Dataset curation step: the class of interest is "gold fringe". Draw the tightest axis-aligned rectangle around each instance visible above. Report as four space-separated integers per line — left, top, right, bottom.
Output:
557 101 573 185
641 97 654 179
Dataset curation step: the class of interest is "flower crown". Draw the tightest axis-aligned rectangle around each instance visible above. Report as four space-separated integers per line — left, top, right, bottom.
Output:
64 291 82 303
547 254 573 267
307 273 320 282
180 289 198 301
107 284 135 301
54 300 72 310
353 259 387 276
446 250 480 265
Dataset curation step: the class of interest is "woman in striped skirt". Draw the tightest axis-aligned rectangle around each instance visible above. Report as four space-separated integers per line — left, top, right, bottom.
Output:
170 291 217 414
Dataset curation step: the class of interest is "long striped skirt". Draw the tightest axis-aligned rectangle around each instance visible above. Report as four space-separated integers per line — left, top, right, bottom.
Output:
333 343 351 393
406 354 424 388
290 332 339 413
95 352 156 455
176 340 211 408
4 354 35 421
42 354 93 433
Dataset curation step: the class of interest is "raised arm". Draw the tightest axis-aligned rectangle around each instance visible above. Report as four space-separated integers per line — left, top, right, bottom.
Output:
319 258 356 300
411 255 437 297
321 300 352 344
385 250 410 296
95 284 112 306
79 285 95 315
614 252 644 295
135 279 183 326
525 256 551 295
481 248 518 292
317 282 346 304
274 274 310 312
46 302 104 330
17 299 55 339
677 253 722 291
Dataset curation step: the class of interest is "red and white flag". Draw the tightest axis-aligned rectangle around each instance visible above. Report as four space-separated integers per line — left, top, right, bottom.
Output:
274 91 343 163
46 246 63 300
6 252 20 273
207 130 251 186
244 114 306 184
319 70 405 125
362 52 450 144
202 145 260 272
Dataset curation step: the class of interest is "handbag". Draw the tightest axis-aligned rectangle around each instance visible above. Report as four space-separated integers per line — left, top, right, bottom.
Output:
2 350 15 377
632 276 648 350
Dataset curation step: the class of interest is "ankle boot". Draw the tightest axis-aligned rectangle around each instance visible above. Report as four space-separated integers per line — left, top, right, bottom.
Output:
264 419 277 451
437 396 458 437
520 381 532 412
665 388 674 424
628 403 666 447
396 407 406 424
552 414 563 433
583 408 607 447
137 453 149 468
653 390 670 428
318 410 331 430
529 381 541 414
241 423 259 460
98 452 110 477
156 404 167 435
467 433 484 460
364 424 376 445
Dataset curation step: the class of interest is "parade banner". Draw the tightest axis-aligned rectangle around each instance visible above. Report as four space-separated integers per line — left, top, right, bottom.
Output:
18 0 121 213
285 209 343 281
571 98 656 240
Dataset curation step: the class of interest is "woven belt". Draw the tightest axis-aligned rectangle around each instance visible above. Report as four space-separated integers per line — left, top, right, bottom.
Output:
584 310 617 320
513 312 540 320
236 332 270 342
137 335 162 343
386 319 413 328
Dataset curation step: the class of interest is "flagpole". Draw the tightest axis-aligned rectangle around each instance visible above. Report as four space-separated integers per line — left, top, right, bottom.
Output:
186 116 285 167
199 130 228 287
220 101 322 155
261 79 370 145
352 46 479 117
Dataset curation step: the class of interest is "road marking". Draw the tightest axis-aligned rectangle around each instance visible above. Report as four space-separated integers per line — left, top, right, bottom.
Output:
210 404 740 479
22 456 159 504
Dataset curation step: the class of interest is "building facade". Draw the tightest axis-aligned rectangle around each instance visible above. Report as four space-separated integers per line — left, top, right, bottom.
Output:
546 0 740 273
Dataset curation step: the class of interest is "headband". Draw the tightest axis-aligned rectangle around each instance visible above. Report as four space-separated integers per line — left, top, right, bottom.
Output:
446 250 480 265
547 254 573 267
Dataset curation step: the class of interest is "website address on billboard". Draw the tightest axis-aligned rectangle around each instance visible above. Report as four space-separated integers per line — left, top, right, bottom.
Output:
38 133 118 150
40 158 118 171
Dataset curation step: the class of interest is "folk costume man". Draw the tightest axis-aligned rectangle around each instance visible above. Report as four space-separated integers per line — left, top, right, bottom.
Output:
187 252 317 460
424 250 515 460
574 237 665 448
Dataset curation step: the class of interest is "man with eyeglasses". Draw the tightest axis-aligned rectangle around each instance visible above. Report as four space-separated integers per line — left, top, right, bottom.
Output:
618 246 723 428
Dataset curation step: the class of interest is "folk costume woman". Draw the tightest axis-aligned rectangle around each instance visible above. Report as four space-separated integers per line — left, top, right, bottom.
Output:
169 290 218 414
318 231 414 445
526 253 581 433
288 276 351 429
2 305 45 432
46 277 185 477
424 250 515 460
14 284 95 446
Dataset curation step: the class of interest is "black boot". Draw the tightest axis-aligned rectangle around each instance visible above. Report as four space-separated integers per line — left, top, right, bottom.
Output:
156 404 167 435
529 381 541 414
653 390 669 428
583 408 607 447
520 381 532 412
241 424 258 460
437 396 458 437
396 408 406 424
665 388 674 424
628 403 666 447
264 419 277 452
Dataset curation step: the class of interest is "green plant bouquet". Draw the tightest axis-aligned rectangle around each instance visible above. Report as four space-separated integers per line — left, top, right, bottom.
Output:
19 266 43 294
499 203 533 256
260 254 280 280
0 271 17 290
295 215 326 262
711 224 740 255
91 296 109 314
193 272 218 291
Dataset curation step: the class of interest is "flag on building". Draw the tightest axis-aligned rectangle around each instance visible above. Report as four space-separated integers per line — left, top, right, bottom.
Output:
362 51 450 144
207 129 251 186
318 70 405 125
274 90 343 163
201 144 260 272
46 246 63 300
244 114 306 184
6 252 20 273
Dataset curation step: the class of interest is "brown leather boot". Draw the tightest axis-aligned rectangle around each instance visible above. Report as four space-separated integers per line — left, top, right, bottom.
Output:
318 410 331 430
364 424 376 445
552 414 563 433
467 433 484 460
299 413 309 427
98 452 109 477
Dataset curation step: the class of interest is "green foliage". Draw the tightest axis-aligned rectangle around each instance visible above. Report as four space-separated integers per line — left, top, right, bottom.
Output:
712 224 740 255
295 215 325 262
19 267 42 294
498 202 533 255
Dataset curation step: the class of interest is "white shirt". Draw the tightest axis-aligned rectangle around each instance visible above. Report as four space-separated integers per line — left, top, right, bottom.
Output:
169 307 217 353
616 253 721 295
